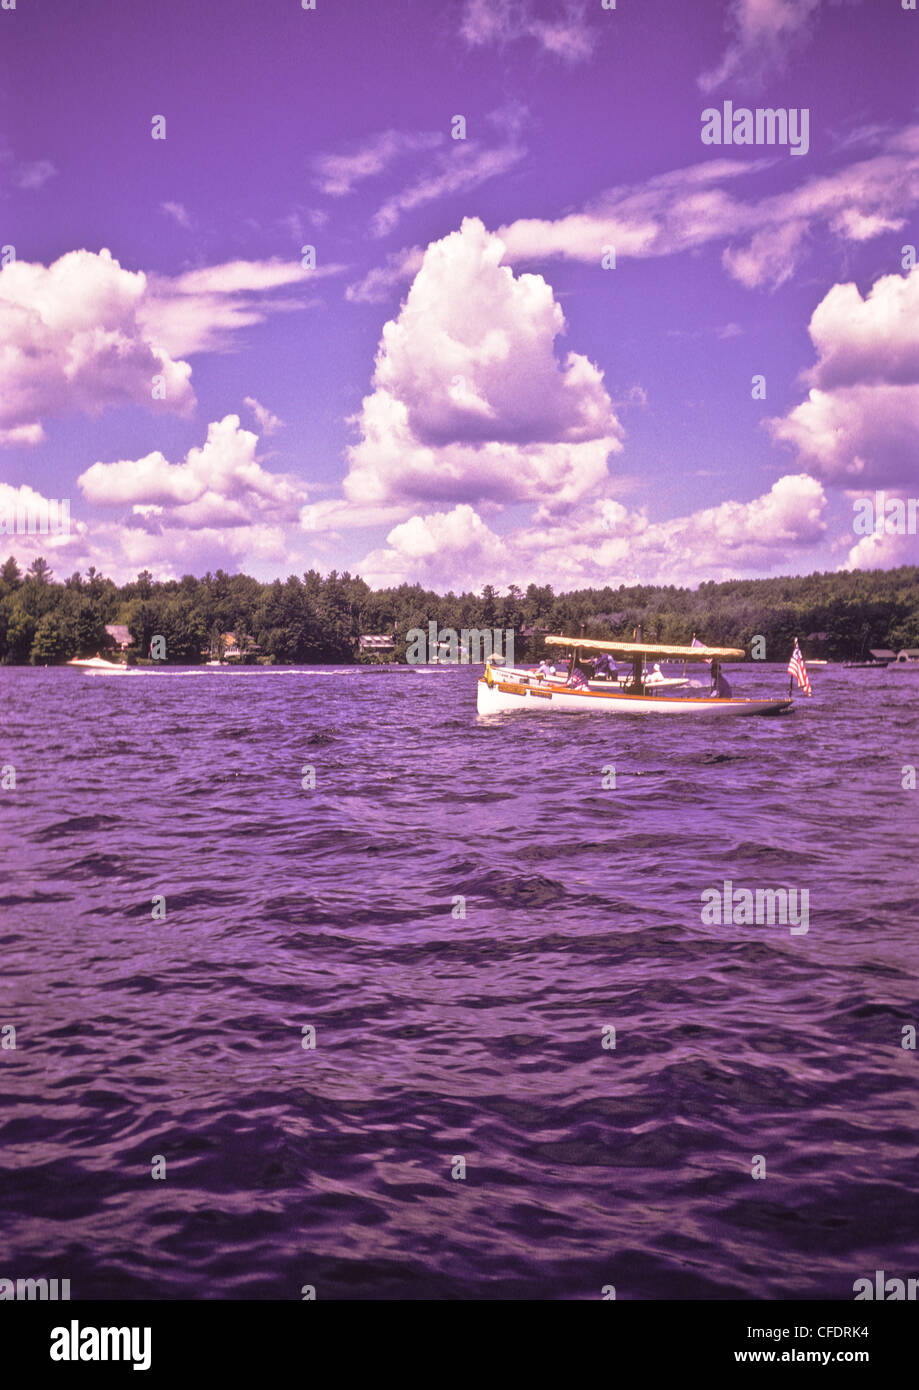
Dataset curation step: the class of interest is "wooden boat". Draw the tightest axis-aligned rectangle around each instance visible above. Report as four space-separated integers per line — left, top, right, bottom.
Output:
477 636 793 717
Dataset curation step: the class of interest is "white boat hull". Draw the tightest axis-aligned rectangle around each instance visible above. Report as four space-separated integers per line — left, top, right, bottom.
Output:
478 675 792 717
67 656 136 673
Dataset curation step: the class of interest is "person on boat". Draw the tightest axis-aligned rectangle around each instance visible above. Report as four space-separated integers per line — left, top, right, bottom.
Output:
536 659 553 678
592 653 615 680
567 665 590 689
709 661 732 698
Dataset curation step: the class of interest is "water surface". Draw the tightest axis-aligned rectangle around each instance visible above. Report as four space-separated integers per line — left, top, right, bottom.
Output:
1 664 917 1299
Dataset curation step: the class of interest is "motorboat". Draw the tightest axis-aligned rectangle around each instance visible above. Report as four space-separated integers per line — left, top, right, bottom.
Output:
66 655 136 673
478 636 794 716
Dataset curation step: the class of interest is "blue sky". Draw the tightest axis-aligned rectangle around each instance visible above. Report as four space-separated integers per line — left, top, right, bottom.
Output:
1 0 918 590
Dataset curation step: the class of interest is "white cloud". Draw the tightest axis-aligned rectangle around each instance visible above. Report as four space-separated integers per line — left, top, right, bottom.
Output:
14 159 57 191
356 475 828 591
721 220 809 289
0 248 330 444
314 129 442 196
78 415 307 529
0 424 46 448
370 142 525 239
460 0 595 64
700 0 823 92
842 525 919 572
160 201 192 229
771 383 919 489
769 266 919 488
496 127 919 291
0 146 57 192
803 269 919 390
0 483 85 564
139 256 333 358
344 218 624 511
243 396 283 435
0 248 195 443
299 498 410 534
345 246 425 304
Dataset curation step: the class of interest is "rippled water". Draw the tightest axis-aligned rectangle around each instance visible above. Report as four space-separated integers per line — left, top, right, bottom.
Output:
1 663 917 1299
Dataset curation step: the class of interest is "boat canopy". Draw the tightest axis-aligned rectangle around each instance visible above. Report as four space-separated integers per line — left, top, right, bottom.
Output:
544 635 746 660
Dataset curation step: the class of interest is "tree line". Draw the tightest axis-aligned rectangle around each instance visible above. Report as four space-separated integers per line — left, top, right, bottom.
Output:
0 555 917 664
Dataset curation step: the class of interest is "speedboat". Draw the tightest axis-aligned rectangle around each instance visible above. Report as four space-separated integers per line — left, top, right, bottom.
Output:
67 655 135 672
478 635 794 717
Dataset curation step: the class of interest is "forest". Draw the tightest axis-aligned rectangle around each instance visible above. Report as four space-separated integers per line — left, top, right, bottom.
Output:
0 555 917 664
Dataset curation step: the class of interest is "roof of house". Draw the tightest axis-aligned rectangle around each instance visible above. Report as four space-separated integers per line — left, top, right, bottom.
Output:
105 623 132 645
359 634 394 648
870 649 897 659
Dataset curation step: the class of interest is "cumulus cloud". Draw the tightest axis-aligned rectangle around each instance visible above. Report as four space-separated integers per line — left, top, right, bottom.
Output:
700 0 823 92
6 518 298 587
460 0 595 64
0 483 85 563
842 526 919 572
78 415 307 530
802 269 919 390
357 475 828 591
0 248 195 443
769 266 919 488
344 218 624 511
0 248 327 444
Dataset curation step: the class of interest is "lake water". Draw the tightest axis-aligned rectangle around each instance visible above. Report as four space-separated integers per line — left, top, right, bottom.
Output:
1 663 917 1299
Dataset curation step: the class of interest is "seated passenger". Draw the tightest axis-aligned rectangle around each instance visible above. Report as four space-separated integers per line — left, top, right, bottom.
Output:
568 666 590 689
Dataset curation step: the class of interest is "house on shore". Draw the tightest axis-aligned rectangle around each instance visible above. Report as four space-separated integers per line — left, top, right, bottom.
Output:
222 632 259 661
105 623 133 650
358 634 395 660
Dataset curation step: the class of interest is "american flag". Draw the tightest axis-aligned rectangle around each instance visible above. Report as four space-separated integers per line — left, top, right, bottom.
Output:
691 635 712 665
787 639 812 696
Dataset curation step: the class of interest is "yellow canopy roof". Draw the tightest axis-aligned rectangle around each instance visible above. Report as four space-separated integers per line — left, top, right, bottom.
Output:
544 635 745 660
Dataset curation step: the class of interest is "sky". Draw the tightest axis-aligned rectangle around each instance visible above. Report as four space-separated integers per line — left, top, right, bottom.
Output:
1 0 918 593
